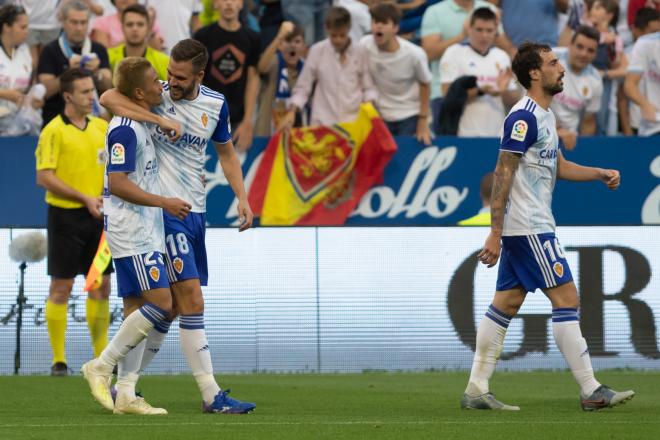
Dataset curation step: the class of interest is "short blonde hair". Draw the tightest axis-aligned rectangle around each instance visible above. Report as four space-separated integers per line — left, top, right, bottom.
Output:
114 57 153 99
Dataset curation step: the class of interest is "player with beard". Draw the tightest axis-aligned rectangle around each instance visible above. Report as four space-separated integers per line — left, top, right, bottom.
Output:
100 38 255 414
460 42 634 411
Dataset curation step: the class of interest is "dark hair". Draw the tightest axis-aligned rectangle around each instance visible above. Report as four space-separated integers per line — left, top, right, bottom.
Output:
370 2 401 26
480 172 494 202
171 38 209 73
324 6 351 30
512 41 552 90
590 0 619 28
60 68 93 94
470 7 497 26
121 4 150 23
634 7 660 30
0 4 26 33
571 25 600 43
284 24 305 42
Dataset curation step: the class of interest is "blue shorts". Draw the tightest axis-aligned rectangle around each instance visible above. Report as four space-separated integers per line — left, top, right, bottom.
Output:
496 233 573 292
162 211 208 286
114 251 170 297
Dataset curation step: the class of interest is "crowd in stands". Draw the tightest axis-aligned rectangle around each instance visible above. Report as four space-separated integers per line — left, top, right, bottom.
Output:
0 0 658 143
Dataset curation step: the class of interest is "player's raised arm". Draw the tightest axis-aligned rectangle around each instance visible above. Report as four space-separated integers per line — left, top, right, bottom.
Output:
557 150 620 189
99 88 182 141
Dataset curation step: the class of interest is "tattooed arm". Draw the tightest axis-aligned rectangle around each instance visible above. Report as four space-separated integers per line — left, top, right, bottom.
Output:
477 151 521 267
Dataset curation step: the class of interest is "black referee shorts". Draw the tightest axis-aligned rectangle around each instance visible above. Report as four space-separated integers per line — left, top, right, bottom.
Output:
47 205 114 279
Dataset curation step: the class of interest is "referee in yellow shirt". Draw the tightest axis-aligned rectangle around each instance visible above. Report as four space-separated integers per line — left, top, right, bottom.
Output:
458 172 493 226
35 68 112 376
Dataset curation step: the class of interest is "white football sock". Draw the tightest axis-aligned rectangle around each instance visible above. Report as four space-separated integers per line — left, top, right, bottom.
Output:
552 308 601 397
139 321 171 371
96 303 166 375
116 339 146 400
179 314 220 404
466 304 510 396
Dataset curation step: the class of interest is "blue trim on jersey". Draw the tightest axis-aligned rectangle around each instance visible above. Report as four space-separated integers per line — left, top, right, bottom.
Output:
212 100 232 144
200 86 223 99
180 313 204 330
106 125 137 173
500 109 538 154
496 233 573 293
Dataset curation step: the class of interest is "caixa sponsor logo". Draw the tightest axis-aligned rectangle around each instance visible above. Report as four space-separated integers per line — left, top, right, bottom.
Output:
153 126 208 148
539 148 557 159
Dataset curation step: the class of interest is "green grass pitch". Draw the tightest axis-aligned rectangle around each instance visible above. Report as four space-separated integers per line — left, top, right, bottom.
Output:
0 371 658 440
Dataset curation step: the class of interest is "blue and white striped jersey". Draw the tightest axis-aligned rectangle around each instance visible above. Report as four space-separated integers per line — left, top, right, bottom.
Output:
499 96 560 236
151 81 231 213
103 116 166 258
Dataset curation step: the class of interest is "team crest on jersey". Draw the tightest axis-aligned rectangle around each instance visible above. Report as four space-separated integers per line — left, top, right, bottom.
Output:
511 120 528 142
553 262 564 278
173 257 184 274
201 112 208 127
111 143 125 164
149 266 160 282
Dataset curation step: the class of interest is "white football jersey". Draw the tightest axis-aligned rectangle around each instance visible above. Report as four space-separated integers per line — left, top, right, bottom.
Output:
103 117 165 258
0 43 32 118
551 47 603 133
151 82 231 212
499 96 559 236
627 32 660 136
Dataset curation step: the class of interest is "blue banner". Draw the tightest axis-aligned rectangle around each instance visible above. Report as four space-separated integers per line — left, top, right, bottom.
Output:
2 136 658 227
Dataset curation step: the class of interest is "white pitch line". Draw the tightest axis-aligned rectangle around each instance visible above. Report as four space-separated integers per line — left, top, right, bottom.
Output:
0 420 658 429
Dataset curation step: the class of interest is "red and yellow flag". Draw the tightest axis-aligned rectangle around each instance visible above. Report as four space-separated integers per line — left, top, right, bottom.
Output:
84 231 112 291
249 104 397 225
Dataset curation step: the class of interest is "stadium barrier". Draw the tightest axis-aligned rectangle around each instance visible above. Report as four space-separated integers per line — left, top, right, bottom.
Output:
1 136 659 227
1 226 659 375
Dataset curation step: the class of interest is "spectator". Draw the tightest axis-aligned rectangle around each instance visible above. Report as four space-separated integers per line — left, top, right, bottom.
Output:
397 0 442 36
624 28 660 136
438 7 518 137
457 171 493 226
335 0 371 44
35 68 112 377
281 0 329 46
0 4 44 136
16 0 61 69
585 0 628 135
280 6 377 128
361 2 432 143
421 0 513 135
627 0 660 28
551 25 602 149
91 0 163 50
145 0 202 54
257 0 286 49
107 4 169 80
621 7 660 135
491 0 568 47
37 0 112 126
194 0 261 150
255 21 307 136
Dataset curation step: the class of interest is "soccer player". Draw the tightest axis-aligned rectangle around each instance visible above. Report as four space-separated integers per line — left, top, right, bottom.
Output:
99 39 256 414
461 42 635 411
81 57 192 414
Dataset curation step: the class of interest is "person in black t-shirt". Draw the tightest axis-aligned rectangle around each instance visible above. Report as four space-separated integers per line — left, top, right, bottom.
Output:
194 0 261 150
37 0 111 126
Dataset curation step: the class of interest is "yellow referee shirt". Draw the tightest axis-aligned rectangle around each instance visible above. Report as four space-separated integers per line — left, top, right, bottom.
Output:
35 114 108 209
107 44 170 81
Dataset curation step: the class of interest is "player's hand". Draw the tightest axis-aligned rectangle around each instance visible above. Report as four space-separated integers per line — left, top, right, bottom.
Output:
85 196 103 219
5 89 25 105
599 168 620 190
162 197 191 220
69 54 82 69
641 103 658 122
237 198 254 232
158 117 182 142
477 232 501 268
416 116 432 145
277 110 295 131
83 55 100 72
233 120 254 152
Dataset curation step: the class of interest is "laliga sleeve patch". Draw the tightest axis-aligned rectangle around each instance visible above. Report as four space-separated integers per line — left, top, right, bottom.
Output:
111 143 125 164
511 120 528 142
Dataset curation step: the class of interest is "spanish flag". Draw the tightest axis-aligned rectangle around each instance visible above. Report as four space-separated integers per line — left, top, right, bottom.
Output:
249 104 397 225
